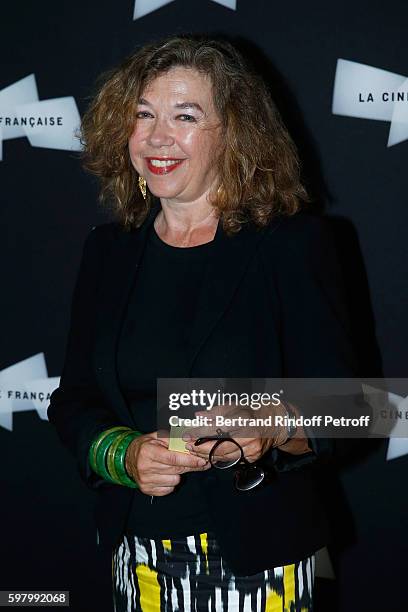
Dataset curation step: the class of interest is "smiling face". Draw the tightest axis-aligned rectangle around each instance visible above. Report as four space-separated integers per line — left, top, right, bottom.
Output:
128 67 223 205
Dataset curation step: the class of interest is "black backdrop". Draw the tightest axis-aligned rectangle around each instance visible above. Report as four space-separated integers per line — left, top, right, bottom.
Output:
1 1 407 611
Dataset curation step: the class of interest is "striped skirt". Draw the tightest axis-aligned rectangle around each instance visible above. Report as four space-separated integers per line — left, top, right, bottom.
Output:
112 531 315 611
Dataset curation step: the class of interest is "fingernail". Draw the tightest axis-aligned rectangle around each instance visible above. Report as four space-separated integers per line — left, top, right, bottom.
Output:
185 444 193 451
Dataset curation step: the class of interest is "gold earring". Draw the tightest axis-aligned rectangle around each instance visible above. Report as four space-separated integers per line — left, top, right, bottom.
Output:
138 175 147 200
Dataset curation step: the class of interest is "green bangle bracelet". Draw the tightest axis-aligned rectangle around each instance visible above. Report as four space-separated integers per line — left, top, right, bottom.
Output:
106 431 137 485
95 430 130 484
113 431 141 488
91 426 132 469
89 426 131 472
90 426 131 475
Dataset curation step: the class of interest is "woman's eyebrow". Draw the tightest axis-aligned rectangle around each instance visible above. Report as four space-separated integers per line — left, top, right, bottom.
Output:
174 102 204 112
138 98 203 113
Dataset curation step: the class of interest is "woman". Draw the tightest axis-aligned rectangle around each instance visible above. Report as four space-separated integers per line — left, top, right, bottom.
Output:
47 34 358 611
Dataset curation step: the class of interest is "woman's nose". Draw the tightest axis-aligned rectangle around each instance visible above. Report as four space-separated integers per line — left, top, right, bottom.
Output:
147 119 175 147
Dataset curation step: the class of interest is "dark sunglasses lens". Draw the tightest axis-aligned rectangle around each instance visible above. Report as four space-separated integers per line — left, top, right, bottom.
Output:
235 465 265 491
210 439 242 469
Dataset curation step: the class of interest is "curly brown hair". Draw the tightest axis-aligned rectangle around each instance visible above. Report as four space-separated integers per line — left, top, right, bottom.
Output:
80 34 310 234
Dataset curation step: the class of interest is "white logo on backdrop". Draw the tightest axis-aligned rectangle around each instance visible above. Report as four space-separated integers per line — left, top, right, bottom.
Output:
0 353 59 430
133 0 236 20
332 59 408 147
363 384 408 460
0 74 81 160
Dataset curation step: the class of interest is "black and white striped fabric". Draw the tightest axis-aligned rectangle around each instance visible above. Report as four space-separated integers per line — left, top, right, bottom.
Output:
112 531 315 611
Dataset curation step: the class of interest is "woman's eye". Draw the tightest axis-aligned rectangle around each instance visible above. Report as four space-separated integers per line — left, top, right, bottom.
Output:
178 114 196 122
136 111 153 118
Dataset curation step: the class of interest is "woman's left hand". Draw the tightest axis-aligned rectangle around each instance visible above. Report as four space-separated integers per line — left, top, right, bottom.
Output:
183 404 283 463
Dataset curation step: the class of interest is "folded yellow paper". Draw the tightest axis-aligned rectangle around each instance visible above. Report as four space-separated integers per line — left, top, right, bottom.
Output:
168 425 190 453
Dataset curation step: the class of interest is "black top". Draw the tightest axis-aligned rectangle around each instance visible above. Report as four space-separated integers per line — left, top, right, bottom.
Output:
117 222 215 537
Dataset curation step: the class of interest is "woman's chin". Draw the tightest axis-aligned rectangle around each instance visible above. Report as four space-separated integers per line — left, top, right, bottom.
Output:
147 186 184 200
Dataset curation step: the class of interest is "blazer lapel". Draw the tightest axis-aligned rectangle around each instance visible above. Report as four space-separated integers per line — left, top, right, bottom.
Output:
186 220 271 374
93 200 160 426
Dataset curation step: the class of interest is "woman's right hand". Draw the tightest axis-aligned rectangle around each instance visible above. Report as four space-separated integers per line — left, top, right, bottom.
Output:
125 431 211 496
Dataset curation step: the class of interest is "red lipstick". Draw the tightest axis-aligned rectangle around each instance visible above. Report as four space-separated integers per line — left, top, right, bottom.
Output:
145 157 185 175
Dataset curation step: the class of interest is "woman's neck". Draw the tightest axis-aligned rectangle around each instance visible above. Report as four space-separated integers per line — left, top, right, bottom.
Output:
154 198 219 248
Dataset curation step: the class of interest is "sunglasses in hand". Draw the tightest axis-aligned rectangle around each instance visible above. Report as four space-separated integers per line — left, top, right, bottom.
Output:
194 429 274 492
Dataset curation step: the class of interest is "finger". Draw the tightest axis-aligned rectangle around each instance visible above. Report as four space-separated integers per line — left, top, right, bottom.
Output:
147 443 208 469
190 443 241 459
188 449 210 460
211 448 241 462
210 439 261 462
147 461 211 475
144 431 170 447
186 440 215 455
240 440 269 462
190 446 240 462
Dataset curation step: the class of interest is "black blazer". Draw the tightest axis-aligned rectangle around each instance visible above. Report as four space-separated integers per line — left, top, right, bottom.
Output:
47 200 359 575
